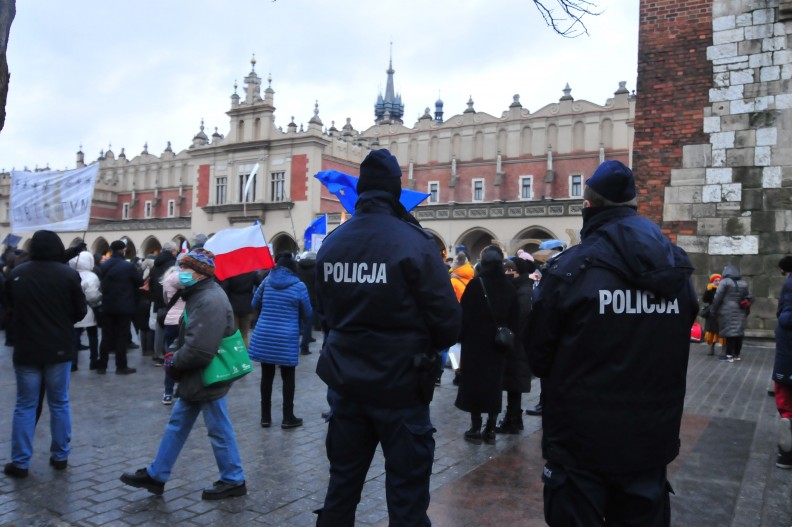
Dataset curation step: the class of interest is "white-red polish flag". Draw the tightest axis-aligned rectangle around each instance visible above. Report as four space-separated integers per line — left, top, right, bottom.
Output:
204 224 275 280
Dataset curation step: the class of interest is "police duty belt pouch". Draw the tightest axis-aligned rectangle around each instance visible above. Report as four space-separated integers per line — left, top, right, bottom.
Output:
201 330 253 386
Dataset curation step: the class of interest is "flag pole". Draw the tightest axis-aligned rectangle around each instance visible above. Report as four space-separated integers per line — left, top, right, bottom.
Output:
242 155 268 217
286 201 298 250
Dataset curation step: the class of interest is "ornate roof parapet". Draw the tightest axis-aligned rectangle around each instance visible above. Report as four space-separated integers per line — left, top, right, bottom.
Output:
191 119 209 148
560 83 574 101
243 55 263 105
308 100 323 129
463 96 476 113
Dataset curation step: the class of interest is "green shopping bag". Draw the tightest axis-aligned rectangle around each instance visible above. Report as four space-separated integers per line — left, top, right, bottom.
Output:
201 329 253 386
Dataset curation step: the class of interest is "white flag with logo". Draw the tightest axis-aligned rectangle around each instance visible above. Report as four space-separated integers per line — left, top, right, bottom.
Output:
10 164 99 232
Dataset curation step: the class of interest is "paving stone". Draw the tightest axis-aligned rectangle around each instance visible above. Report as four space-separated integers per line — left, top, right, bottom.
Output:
1 334 791 525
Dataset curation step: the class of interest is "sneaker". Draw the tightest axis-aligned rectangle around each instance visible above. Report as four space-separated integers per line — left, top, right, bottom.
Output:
152 357 165 367
49 457 68 470
161 394 173 405
718 355 734 362
776 449 792 469
525 404 543 416
201 480 247 500
3 462 28 479
733 356 741 361
120 468 164 495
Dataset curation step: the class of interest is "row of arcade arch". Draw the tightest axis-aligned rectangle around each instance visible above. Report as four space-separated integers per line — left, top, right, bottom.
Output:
56 226 561 264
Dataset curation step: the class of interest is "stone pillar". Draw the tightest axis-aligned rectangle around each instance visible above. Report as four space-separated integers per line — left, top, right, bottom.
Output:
637 0 792 337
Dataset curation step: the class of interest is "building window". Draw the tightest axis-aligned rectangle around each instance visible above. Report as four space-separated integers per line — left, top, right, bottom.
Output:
428 181 439 204
215 177 227 205
570 174 582 197
270 171 286 202
144 200 153 218
472 179 484 202
167 199 175 217
238 170 257 203
519 176 533 200
122 202 130 220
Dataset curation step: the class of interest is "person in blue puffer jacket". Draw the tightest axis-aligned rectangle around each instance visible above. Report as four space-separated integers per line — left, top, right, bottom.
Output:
249 252 312 429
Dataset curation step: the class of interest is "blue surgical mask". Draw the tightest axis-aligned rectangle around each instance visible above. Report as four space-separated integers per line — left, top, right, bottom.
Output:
178 271 198 287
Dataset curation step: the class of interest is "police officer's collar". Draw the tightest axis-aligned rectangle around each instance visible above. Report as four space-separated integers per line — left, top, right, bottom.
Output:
581 206 637 240
354 190 401 215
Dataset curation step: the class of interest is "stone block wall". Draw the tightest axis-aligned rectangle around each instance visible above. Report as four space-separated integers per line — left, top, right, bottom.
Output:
639 0 792 337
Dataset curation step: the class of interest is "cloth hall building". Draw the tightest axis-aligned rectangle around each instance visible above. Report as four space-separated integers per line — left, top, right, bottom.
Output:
0 57 635 261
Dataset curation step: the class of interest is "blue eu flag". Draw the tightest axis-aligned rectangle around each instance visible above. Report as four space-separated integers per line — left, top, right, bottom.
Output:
304 215 327 251
314 169 430 215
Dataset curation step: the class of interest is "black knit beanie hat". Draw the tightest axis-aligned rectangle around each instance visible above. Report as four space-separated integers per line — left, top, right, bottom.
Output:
356 148 402 202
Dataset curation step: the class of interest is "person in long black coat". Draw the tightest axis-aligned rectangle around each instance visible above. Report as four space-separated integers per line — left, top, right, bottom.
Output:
496 256 536 434
455 245 519 445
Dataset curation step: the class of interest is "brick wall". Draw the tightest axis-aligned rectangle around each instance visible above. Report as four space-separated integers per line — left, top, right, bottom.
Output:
290 154 308 201
634 0 713 240
196 164 210 208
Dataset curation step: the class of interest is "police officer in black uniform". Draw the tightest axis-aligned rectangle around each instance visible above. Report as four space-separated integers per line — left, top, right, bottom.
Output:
314 149 461 527
527 160 698 527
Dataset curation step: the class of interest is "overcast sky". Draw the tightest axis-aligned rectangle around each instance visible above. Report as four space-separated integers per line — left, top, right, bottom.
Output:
0 0 639 172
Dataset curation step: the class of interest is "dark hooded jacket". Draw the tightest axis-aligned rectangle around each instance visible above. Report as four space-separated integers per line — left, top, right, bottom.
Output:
315 191 461 408
527 206 698 474
711 264 749 338
99 252 143 316
774 272 792 386
7 231 87 366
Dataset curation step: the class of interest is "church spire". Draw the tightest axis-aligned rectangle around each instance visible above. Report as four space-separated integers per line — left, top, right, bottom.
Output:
374 43 404 124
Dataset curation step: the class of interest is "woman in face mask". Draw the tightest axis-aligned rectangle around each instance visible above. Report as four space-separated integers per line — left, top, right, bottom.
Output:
120 248 247 501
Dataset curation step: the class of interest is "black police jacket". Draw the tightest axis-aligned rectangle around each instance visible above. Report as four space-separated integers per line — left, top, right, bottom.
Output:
527 206 698 474
315 191 461 408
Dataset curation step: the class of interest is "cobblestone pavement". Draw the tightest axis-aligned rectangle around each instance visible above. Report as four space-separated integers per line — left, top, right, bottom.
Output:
0 333 790 526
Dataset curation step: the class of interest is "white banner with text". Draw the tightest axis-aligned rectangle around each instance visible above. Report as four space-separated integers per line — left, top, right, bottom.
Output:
10 164 99 232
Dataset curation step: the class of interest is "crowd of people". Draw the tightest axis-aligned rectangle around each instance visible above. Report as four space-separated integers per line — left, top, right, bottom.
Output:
1 150 788 527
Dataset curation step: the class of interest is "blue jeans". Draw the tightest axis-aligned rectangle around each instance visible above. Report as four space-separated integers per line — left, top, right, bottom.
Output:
147 396 244 484
11 362 72 468
318 389 435 527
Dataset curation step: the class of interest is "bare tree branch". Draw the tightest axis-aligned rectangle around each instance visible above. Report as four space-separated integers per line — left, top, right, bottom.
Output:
531 0 600 38
0 0 16 133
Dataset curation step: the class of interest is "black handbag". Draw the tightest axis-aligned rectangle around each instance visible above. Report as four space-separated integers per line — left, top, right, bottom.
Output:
479 277 514 352
700 305 711 319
